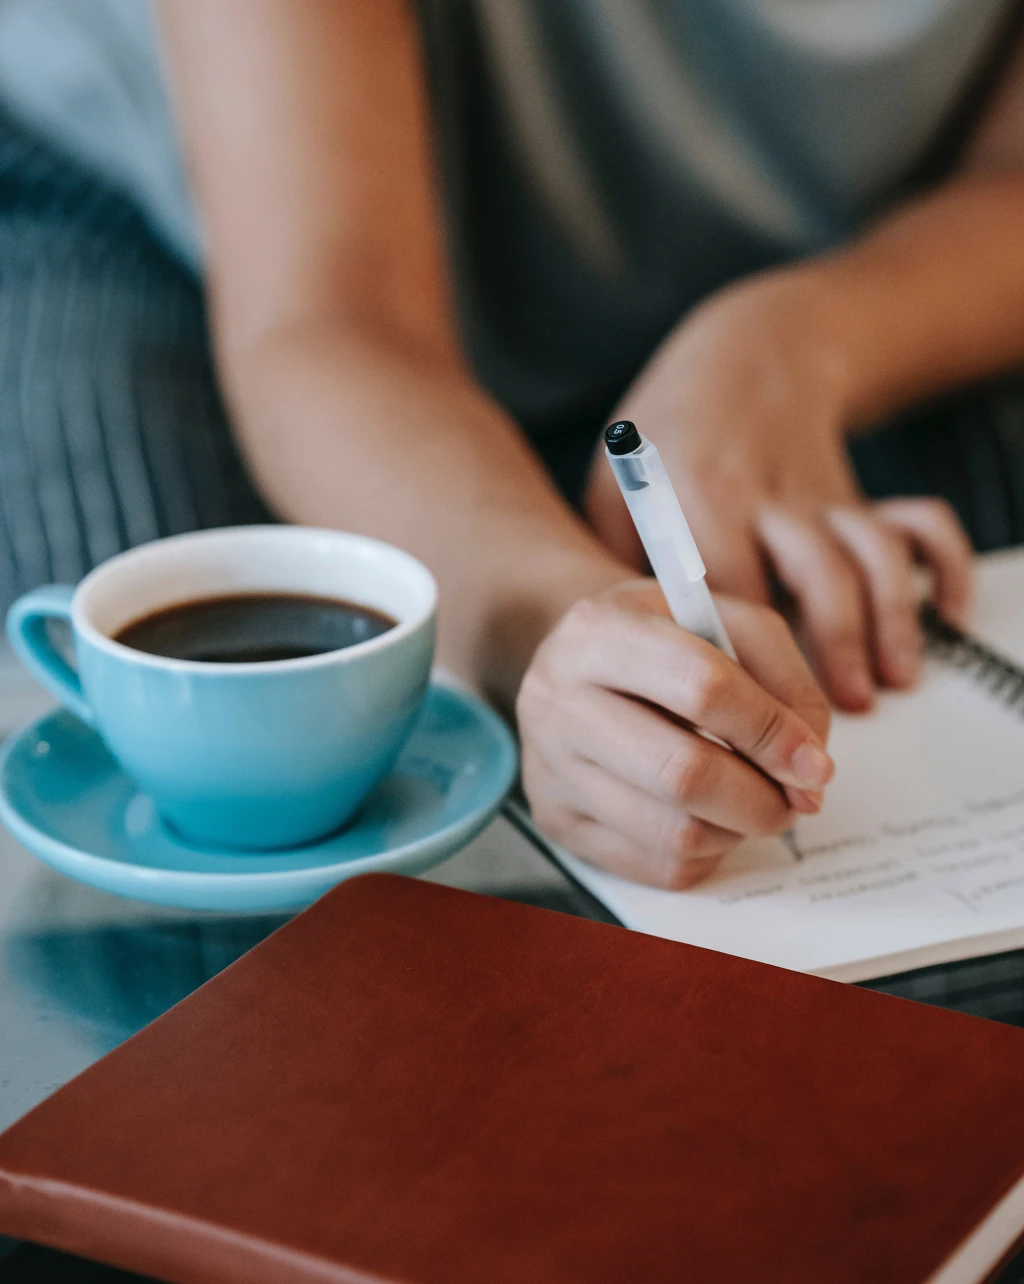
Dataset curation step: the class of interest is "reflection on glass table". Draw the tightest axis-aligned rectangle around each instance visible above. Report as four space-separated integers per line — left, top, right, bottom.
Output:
1 651 1024 1283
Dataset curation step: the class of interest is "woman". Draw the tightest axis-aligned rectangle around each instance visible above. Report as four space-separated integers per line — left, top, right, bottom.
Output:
1 0 1019 889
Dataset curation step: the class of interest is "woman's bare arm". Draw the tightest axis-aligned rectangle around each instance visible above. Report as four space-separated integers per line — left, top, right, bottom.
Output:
158 0 625 704
155 0 836 890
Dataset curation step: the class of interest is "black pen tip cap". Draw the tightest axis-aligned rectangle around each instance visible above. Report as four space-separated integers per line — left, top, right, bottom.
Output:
604 420 642 455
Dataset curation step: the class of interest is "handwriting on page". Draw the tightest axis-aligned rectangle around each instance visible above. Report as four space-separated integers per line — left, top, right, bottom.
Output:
711 788 1024 914
558 566 1024 976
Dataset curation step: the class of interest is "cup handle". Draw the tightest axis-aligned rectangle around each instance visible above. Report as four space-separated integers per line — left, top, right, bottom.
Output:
6 585 96 726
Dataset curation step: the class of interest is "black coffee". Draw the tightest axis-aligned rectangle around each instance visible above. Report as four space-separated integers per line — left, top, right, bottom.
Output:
115 592 397 663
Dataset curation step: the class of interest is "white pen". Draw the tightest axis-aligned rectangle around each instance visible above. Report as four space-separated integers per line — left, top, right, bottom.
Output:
604 420 737 659
605 420 808 855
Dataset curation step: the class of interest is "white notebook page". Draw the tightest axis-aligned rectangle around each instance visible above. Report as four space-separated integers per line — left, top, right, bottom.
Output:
556 550 1024 981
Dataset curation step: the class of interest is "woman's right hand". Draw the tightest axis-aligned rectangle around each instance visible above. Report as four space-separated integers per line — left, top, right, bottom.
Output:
517 580 835 889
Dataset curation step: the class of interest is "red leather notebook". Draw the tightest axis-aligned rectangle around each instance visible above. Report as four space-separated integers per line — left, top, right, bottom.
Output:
2 874 1024 1284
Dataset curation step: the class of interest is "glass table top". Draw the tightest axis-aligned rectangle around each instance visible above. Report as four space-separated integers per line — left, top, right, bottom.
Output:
0 650 617 1279
1 652 1022 1282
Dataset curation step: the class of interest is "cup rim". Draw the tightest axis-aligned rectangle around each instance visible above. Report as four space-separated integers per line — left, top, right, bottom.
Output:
70 526 438 674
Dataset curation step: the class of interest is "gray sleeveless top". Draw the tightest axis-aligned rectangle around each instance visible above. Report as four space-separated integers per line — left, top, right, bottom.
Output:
0 0 1013 446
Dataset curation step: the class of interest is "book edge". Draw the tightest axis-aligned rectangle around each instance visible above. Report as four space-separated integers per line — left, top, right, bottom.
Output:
926 1168 1024 1284
0 1172 391 1284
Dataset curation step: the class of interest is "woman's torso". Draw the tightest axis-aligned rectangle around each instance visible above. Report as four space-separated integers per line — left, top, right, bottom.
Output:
0 0 1013 451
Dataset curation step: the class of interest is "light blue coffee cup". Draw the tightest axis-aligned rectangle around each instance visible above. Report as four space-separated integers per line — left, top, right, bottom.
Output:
6 526 437 850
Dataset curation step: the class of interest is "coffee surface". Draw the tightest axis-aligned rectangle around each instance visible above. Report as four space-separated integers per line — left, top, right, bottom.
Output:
115 593 397 663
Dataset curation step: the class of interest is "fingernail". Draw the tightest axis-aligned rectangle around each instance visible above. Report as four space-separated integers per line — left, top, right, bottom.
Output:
791 743 834 789
790 787 824 814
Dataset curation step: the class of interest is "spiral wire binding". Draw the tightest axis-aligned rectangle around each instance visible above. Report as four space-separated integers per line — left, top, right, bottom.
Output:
921 605 1024 713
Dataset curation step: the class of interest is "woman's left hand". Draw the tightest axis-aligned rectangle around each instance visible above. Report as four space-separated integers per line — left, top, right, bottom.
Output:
584 271 974 712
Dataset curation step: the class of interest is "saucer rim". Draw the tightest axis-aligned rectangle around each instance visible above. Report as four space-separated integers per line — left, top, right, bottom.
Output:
0 683 517 902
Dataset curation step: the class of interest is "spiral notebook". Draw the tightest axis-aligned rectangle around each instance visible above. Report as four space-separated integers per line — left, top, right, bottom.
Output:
554 549 1024 982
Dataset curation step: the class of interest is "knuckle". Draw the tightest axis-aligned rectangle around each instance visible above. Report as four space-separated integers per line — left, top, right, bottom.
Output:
932 502 972 551
877 575 919 617
920 497 957 527
557 594 635 676
515 667 558 730
658 813 706 863
658 740 711 803
530 799 575 845
562 595 607 636
895 496 968 548
872 522 911 569
748 701 788 758
885 594 921 624
802 527 846 575
656 853 719 891
544 600 601 672
820 620 865 651
869 526 916 579
827 553 865 598
679 653 730 722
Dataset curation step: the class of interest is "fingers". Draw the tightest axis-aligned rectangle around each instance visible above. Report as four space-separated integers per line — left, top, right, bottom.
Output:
716 597 831 744
521 746 740 891
518 579 835 891
826 508 921 688
757 500 967 707
542 815 727 891
757 508 875 711
699 532 772 606
549 597 834 793
551 685 804 835
557 754 742 859
681 494 773 605
874 497 974 628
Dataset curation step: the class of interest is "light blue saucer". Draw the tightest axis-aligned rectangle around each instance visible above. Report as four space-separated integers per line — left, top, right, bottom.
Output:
0 684 517 912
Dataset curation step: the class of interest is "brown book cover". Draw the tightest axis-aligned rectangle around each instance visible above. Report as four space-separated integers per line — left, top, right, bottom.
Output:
2 873 1024 1284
